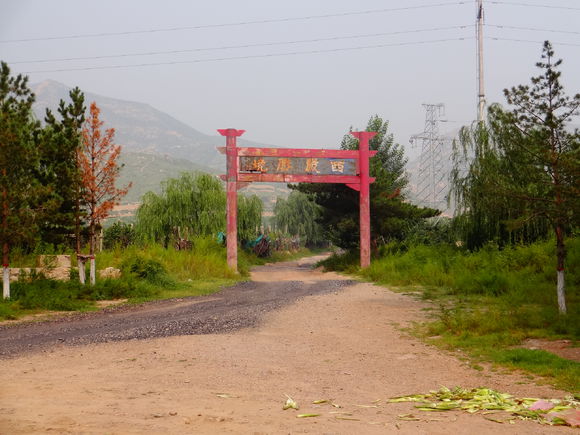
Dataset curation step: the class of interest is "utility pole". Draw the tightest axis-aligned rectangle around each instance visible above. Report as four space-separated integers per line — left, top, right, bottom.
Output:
477 0 486 122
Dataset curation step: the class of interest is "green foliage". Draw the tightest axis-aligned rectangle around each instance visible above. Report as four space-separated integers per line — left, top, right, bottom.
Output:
121 255 173 286
1 237 243 319
273 191 324 246
451 42 579 313
135 172 262 245
237 194 263 242
37 87 86 248
328 236 580 390
0 62 47 259
492 349 580 392
96 238 240 281
295 115 439 250
103 221 135 249
11 279 95 311
451 41 579 249
323 238 579 336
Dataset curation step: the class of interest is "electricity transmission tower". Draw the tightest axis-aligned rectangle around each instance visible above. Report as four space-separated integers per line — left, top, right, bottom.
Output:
410 103 449 212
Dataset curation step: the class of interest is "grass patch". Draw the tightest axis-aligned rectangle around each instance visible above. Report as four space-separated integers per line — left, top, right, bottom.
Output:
2 240 322 321
490 349 580 392
321 238 580 393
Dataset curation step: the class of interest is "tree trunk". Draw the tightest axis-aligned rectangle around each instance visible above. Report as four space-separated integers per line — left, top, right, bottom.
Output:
555 225 567 314
2 265 8 300
75 184 83 284
2 177 9 298
89 222 96 286
89 256 96 286
2 225 9 299
77 257 86 285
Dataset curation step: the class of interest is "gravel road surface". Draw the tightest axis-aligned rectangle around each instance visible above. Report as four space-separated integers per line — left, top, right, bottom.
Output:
0 263 355 358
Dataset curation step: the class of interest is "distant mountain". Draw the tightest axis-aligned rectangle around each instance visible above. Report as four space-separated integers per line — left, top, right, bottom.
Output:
31 80 265 170
30 80 288 213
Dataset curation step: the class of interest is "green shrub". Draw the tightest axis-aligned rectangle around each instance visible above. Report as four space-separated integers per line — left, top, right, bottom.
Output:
10 279 90 311
121 255 171 285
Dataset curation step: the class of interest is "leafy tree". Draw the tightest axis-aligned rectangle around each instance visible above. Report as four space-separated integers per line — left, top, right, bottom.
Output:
295 115 439 250
37 87 86 248
451 41 579 314
0 62 47 298
79 102 131 284
135 172 262 246
273 191 323 246
237 194 263 242
103 221 135 249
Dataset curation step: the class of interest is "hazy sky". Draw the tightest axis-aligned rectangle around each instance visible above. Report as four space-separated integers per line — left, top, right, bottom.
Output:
1 0 579 158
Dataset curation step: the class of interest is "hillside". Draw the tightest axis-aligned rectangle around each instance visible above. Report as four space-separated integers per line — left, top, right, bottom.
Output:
31 80 288 215
31 80 266 171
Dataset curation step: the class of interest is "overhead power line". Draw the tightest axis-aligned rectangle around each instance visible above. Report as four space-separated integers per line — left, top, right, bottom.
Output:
21 37 472 74
0 2 468 44
487 37 580 46
10 25 473 65
489 1 580 10
487 24 580 35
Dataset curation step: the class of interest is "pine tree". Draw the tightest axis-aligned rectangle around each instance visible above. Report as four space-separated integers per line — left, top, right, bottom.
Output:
295 115 438 250
38 87 86 248
0 62 45 298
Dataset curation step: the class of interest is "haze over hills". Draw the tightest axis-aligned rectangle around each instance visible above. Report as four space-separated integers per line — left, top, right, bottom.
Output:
30 80 496 217
32 79 239 170
31 80 288 211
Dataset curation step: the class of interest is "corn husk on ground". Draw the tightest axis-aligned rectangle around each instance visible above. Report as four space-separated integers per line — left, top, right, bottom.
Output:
388 386 580 427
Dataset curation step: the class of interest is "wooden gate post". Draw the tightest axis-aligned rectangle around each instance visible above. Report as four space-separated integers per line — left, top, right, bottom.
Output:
351 131 376 269
218 128 245 272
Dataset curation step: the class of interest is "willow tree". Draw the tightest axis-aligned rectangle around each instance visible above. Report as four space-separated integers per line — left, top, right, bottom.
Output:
451 41 579 314
237 195 263 242
135 172 262 245
273 191 323 246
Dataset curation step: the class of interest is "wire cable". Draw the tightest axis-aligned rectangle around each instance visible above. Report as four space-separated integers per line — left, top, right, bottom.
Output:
487 24 580 35
0 2 468 44
489 1 580 11
21 37 472 74
487 37 580 46
10 25 473 65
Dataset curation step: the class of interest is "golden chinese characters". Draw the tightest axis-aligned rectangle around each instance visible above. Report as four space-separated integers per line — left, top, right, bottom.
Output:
330 160 345 173
276 158 292 172
305 158 320 173
250 158 268 172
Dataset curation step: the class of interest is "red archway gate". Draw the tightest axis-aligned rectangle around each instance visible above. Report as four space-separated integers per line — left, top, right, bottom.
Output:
218 129 377 272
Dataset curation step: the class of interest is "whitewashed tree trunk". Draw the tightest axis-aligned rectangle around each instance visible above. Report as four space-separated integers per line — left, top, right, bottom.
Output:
78 258 86 285
2 265 9 299
89 256 96 286
557 270 566 315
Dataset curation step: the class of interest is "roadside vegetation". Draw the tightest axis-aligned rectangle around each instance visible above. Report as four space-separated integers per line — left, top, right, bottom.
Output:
320 42 579 393
322 238 579 392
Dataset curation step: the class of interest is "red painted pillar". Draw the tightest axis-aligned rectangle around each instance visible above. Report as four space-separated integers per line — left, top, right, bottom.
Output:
218 128 245 272
351 131 376 269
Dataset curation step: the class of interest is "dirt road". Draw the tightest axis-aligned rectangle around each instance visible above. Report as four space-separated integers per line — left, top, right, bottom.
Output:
0 256 574 434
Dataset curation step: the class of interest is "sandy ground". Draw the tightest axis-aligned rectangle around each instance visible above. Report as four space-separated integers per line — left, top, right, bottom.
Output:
0 255 575 434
